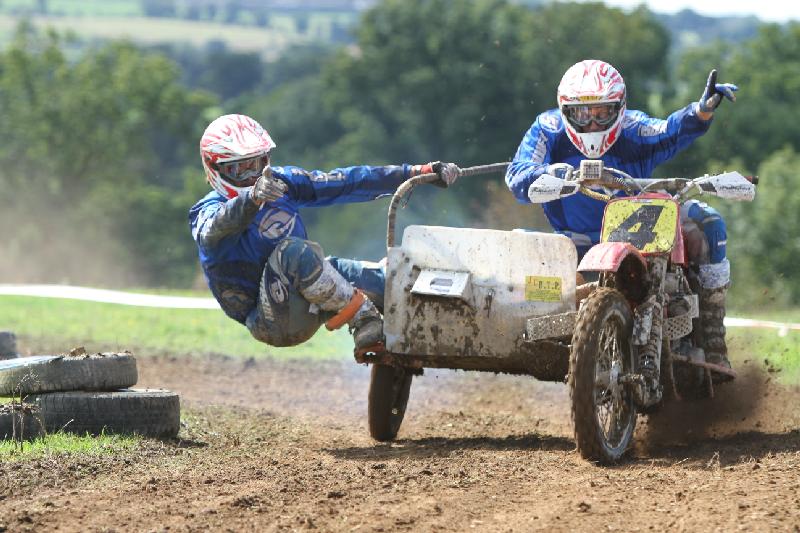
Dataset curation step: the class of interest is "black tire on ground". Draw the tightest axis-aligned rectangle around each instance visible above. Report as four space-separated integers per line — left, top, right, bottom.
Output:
30 389 180 438
0 331 18 360
0 354 138 395
0 406 45 440
570 288 638 464
368 364 412 442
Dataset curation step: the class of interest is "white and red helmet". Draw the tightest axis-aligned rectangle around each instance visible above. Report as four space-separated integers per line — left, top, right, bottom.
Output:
200 114 276 199
557 60 626 158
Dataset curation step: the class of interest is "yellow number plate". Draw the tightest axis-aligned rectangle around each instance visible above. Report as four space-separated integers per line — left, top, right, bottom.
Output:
601 198 678 253
525 276 562 302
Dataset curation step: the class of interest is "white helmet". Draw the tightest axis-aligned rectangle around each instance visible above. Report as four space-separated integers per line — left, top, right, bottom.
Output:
200 114 276 199
557 60 626 158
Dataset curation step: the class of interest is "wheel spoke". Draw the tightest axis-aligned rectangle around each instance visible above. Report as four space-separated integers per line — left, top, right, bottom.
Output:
593 312 634 449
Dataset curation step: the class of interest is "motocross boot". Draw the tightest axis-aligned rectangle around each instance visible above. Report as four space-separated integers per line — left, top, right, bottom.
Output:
300 261 385 353
347 299 385 353
699 284 732 379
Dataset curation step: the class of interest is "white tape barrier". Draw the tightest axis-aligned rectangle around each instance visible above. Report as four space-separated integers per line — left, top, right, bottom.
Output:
0 284 220 309
1 284 799 335
725 317 800 337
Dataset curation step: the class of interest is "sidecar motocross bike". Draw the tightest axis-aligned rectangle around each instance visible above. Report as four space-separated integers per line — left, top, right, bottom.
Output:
358 160 756 463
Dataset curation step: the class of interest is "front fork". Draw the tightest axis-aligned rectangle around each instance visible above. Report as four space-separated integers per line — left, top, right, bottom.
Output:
622 256 667 408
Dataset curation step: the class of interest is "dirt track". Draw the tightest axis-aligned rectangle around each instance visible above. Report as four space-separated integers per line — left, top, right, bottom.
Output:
2 350 800 532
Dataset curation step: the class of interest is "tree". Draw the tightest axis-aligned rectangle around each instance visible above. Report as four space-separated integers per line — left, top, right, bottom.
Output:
0 24 216 286
227 1 673 260
721 148 800 305
318 0 670 168
663 22 800 178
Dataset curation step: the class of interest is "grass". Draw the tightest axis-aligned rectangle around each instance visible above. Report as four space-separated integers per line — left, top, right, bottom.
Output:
0 293 353 359
728 328 800 384
1 293 797 383
0 431 137 460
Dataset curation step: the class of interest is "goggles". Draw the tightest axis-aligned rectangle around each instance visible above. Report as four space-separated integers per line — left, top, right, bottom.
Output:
216 153 270 186
563 102 621 130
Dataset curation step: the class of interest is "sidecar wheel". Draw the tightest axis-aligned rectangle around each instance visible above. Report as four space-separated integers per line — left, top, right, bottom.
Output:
368 364 412 441
570 288 638 464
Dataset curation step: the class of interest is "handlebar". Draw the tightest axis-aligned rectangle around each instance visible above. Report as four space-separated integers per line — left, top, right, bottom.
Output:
524 160 757 205
567 161 758 199
386 162 509 249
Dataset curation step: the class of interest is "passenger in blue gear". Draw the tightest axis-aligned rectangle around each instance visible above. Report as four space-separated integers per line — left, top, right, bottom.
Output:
190 114 459 353
505 60 738 372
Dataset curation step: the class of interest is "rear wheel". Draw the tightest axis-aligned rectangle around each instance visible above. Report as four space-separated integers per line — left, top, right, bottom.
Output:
570 288 637 463
368 364 412 441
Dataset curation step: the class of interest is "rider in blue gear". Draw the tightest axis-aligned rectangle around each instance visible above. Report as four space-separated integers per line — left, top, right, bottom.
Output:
191 114 459 352
505 60 737 372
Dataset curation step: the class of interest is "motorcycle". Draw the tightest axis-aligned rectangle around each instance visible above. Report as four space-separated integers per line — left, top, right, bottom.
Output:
527 159 757 463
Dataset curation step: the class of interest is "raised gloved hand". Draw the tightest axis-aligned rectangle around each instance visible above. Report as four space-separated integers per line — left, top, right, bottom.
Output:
698 69 738 113
544 162 574 180
414 161 461 187
251 166 288 206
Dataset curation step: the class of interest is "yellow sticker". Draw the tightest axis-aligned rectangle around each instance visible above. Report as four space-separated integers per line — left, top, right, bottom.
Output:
601 198 679 253
525 276 562 302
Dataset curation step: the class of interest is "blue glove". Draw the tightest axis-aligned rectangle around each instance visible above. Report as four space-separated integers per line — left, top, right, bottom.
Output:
544 163 574 180
698 69 737 113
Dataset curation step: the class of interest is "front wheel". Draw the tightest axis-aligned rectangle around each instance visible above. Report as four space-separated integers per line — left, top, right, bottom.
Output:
570 288 637 463
368 364 412 441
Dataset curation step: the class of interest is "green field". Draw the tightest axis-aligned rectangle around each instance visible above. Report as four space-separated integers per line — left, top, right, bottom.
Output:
0 14 308 58
5 0 142 17
0 12 355 60
1 293 798 384
0 293 353 359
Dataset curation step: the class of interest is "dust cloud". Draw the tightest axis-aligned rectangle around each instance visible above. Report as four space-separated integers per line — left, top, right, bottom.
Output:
0 204 148 288
638 359 800 453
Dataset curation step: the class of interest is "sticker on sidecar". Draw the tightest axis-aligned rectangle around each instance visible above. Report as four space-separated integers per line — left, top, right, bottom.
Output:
525 276 562 302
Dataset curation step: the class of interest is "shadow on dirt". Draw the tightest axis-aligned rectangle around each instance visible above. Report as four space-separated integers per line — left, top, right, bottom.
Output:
324 432 575 461
172 438 209 449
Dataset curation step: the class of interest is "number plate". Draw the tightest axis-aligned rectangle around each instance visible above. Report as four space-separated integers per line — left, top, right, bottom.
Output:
601 198 678 253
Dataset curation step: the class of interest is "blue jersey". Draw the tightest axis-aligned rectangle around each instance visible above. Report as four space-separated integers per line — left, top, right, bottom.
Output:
505 104 711 241
189 164 412 323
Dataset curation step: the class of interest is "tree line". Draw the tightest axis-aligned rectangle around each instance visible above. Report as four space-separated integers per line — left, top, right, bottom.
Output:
0 0 798 306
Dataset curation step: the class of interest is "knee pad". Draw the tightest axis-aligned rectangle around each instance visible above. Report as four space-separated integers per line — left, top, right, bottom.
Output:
270 237 326 289
246 290 322 348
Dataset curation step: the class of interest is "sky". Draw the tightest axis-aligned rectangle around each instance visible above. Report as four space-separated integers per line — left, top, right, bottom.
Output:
588 0 796 23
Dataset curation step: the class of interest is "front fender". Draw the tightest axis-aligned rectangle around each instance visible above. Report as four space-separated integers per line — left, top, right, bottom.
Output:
577 242 647 273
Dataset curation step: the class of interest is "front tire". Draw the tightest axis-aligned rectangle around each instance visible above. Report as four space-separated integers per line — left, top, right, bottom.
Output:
570 288 637 463
368 364 412 441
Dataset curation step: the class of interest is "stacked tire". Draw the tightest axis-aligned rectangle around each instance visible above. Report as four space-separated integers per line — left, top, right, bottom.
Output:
0 331 18 360
0 353 180 440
